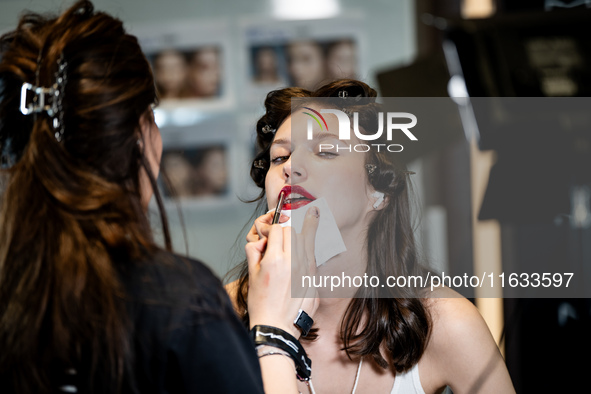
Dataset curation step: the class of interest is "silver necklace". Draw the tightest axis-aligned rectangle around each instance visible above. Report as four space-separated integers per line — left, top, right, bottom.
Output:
306 358 363 394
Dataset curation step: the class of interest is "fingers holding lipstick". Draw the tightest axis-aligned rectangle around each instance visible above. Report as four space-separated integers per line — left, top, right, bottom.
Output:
246 210 289 243
246 207 320 338
246 211 273 243
247 224 298 336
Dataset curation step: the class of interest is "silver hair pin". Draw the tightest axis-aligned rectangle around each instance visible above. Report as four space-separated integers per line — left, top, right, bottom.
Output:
20 53 68 142
339 89 363 102
253 160 267 169
262 124 276 134
365 164 377 174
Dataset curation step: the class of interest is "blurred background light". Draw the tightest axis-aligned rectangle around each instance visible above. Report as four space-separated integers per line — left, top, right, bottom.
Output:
272 0 340 20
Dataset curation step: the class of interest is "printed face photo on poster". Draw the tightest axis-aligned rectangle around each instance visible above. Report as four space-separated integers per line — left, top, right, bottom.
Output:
150 46 222 100
159 144 229 199
249 38 358 90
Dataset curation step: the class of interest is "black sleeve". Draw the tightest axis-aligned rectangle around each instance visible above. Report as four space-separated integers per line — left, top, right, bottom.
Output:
121 252 265 394
164 311 265 394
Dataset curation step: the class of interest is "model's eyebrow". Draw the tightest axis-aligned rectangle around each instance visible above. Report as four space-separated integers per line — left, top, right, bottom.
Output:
270 138 290 147
270 132 342 148
311 132 341 142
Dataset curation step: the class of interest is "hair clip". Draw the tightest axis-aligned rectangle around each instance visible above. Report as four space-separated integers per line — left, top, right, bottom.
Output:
404 170 416 175
262 124 276 134
20 83 57 116
338 88 363 102
20 53 68 142
52 55 68 142
365 164 377 175
253 160 267 169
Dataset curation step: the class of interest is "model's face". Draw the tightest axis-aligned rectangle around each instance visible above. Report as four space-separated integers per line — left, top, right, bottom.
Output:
265 106 375 236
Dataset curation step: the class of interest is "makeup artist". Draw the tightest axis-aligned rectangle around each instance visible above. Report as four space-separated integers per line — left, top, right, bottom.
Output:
0 1 317 393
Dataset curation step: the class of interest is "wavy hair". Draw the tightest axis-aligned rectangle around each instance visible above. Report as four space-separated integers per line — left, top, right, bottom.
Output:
234 79 432 372
0 1 170 392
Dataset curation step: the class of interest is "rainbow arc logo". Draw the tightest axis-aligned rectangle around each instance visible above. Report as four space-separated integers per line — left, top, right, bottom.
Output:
303 107 329 131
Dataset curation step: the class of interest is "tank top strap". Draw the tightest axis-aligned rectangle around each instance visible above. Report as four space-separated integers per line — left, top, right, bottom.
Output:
390 363 425 394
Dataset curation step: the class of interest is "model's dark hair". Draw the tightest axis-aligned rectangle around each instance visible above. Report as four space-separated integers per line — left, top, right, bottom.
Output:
0 1 171 392
234 79 432 372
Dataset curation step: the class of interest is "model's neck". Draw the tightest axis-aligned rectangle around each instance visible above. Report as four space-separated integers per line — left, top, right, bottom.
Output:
314 226 368 297
313 297 354 331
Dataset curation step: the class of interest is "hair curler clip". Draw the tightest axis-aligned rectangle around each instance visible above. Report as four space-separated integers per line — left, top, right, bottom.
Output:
253 160 267 169
365 164 377 175
262 124 276 134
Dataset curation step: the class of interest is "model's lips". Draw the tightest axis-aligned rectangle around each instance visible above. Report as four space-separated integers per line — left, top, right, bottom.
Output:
279 185 316 210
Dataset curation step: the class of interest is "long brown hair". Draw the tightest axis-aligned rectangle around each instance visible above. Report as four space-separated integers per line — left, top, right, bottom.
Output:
233 79 432 372
0 1 170 392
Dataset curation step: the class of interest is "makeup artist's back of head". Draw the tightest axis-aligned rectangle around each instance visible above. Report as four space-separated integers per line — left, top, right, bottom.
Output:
0 1 167 392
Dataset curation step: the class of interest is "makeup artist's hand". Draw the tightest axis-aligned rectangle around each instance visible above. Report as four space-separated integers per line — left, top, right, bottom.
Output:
246 206 320 339
246 210 289 243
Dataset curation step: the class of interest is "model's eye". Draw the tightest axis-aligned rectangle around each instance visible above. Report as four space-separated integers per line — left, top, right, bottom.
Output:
271 155 290 164
317 151 338 158
315 144 339 158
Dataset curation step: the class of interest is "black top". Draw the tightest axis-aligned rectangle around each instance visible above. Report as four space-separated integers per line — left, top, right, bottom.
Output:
118 251 264 394
58 251 264 394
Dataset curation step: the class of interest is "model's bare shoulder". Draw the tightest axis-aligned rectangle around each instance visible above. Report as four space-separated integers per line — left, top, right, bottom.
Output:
421 294 515 394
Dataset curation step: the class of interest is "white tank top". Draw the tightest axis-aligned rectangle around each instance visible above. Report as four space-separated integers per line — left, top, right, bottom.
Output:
307 360 427 394
391 363 425 394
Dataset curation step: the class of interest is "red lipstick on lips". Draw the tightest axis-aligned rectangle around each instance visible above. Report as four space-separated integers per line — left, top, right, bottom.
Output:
279 185 316 210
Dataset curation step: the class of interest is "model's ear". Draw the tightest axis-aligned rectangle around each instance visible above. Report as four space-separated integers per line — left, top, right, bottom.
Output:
371 190 387 210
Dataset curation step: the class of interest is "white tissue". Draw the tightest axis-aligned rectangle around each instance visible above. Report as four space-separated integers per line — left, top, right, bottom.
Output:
268 197 347 266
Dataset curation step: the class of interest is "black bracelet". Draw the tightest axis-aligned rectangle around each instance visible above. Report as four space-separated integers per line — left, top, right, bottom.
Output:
250 325 312 381
293 309 314 337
